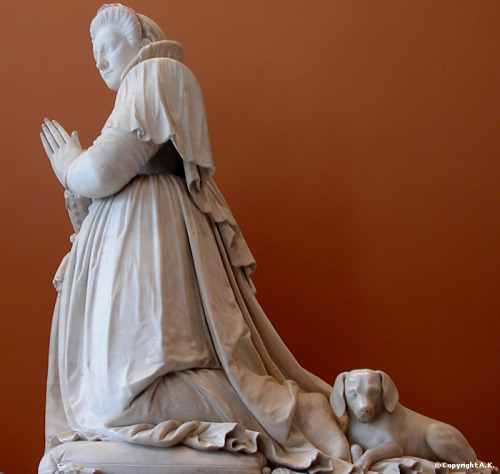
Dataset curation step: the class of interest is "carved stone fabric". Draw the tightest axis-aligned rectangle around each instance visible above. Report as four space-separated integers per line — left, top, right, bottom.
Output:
43 46 352 473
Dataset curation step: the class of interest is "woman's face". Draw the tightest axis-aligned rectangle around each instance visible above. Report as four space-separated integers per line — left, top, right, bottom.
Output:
93 25 140 91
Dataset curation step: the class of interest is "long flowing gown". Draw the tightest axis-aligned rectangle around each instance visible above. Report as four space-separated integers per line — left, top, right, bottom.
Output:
43 42 352 473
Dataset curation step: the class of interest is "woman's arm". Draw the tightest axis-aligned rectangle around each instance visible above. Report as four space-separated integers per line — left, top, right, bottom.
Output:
65 128 161 198
41 120 163 199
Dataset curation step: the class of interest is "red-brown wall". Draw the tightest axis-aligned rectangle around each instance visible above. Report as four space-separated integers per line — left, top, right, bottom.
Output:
1 2 498 472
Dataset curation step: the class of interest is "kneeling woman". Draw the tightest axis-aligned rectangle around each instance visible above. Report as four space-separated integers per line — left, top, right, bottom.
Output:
40 4 349 472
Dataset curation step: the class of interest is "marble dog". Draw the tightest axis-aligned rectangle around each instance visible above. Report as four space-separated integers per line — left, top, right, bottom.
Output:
331 369 476 472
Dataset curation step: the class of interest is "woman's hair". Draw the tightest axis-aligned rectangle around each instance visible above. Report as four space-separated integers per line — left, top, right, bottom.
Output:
90 4 166 47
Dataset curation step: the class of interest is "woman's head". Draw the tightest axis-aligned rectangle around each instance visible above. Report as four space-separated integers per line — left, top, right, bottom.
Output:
90 4 166 47
90 4 167 91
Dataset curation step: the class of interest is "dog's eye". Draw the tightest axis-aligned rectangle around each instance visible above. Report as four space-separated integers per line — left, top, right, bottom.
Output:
369 390 380 397
348 390 357 398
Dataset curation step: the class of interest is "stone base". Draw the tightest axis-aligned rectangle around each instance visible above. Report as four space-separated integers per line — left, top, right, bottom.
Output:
39 442 269 474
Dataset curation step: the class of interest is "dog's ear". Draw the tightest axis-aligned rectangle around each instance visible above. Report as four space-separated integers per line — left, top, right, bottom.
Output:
330 372 347 418
377 370 399 412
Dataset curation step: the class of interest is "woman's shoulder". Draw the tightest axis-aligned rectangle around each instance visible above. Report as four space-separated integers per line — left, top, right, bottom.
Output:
124 58 196 86
107 57 206 147
116 58 202 111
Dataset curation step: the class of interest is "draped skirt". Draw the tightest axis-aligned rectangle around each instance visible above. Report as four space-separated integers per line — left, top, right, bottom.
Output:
45 174 350 472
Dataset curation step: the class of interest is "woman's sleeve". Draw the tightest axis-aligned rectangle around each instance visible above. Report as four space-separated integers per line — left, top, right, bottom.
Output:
65 127 163 198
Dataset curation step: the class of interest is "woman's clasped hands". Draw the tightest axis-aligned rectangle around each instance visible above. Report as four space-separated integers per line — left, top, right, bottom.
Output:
41 118 83 188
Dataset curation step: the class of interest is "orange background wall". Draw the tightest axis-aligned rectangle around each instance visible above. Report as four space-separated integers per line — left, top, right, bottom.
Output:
1 1 499 472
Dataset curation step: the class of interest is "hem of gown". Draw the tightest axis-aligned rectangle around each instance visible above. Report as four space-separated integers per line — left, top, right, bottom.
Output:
47 421 357 474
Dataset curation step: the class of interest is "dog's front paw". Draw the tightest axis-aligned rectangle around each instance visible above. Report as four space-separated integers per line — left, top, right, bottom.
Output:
353 461 371 473
350 444 363 463
354 452 374 473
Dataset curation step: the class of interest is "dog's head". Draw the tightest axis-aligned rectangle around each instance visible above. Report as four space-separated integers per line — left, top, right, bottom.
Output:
330 369 399 423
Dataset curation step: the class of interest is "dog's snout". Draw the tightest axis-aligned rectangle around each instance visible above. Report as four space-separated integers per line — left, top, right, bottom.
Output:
355 400 375 422
359 404 373 417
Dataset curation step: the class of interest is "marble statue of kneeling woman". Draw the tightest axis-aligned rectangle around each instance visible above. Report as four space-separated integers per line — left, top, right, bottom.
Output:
40 4 352 473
